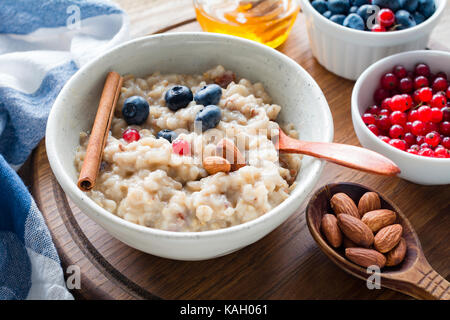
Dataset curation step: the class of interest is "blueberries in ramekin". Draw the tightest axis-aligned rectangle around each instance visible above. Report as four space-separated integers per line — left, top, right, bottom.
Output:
122 96 149 125
310 0 436 32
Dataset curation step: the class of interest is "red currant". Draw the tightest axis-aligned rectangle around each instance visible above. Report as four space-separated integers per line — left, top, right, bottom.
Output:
379 136 390 143
406 148 418 155
379 108 390 116
366 105 380 115
415 63 431 77
405 121 413 133
172 139 190 156
442 106 450 121
420 142 430 149
404 132 416 146
436 72 448 80
434 146 449 158
381 98 391 111
409 144 420 151
389 139 407 151
442 136 450 149
122 128 140 143
376 115 391 131
389 124 404 139
425 131 440 147
393 65 407 79
399 77 413 93
378 8 395 27
416 135 425 145
440 121 450 136
418 147 434 157
430 107 443 123
417 106 432 122
414 76 429 90
362 113 376 125
390 95 406 111
371 24 386 32
411 120 425 136
367 124 379 136
447 86 450 99
389 111 407 126
374 88 390 104
432 77 448 92
380 73 398 90
417 87 433 103
424 121 439 134
407 109 419 122
430 93 447 108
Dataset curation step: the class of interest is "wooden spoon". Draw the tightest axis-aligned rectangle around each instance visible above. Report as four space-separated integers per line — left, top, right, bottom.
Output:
306 182 449 300
277 129 400 176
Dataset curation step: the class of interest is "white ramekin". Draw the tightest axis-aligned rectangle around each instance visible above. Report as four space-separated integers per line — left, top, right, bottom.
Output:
352 50 450 185
46 33 333 260
299 0 447 80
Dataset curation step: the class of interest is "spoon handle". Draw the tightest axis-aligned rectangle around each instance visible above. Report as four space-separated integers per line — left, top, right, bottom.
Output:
278 133 400 176
400 259 450 300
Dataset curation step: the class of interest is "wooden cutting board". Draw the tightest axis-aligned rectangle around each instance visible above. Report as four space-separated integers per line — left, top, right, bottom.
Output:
31 15 450 300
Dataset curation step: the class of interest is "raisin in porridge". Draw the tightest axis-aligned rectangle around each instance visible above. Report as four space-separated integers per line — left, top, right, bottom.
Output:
75 66 301 232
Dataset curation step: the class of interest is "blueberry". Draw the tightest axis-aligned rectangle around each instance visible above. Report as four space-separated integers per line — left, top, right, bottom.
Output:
395 9 417 29
323 10 333 18
164 85 193 111
157 129 177 142
399 0 419 11
418 0 435 18
195 105 222 131
413 10 426 24
194 84 222 106
350 0 369 6
349 6 358 13
328 0 350 15
330 14 346 25
311 0 328 14
372 0 401 12
343 13 365 30
357 4 379 22
122 96 149 125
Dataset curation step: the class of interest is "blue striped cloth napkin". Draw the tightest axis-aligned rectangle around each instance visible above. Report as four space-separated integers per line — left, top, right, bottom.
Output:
0 0 129 299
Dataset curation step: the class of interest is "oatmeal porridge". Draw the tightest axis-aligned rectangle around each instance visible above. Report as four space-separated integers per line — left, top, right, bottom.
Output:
75 66 301 232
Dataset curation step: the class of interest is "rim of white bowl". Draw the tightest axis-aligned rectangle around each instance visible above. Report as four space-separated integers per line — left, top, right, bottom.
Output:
46 32 334 239
300 0 447 39
352 49 450 163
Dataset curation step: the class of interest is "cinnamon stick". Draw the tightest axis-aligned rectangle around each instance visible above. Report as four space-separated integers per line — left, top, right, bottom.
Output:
77 71 123 191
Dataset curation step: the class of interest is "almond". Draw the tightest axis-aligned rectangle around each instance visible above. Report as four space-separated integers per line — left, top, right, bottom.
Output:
385 237 407 267
321 214 343 248
203 156 231 175
374 224 403 253
345 248 386 268
358 192 381 216
337 214 374 248
361 209 397 233
343 237 358 248
330 193 359 218
216 138 246 171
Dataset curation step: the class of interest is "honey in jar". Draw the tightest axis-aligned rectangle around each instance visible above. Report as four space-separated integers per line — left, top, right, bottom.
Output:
194 0 300 48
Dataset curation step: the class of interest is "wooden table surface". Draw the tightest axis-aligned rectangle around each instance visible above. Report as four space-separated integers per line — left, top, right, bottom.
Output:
24 0 450 300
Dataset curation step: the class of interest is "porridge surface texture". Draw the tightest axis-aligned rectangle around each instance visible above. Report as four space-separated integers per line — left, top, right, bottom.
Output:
75 66 301 232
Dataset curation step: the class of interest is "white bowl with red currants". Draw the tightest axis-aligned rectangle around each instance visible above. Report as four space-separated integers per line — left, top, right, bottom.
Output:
352 50 450 185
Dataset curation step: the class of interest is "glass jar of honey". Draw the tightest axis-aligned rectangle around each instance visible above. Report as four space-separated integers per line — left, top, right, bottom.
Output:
193 0 300 48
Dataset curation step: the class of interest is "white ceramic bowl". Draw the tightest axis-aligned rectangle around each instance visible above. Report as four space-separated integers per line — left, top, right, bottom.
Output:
352 50 450 185
299 0 447 80
46 33 333 260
